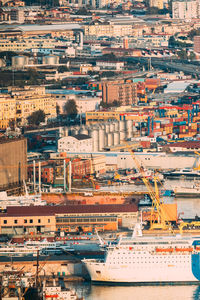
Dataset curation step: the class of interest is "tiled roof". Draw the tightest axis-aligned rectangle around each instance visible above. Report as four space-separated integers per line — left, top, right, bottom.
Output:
1 204 138 217
167 141 200 148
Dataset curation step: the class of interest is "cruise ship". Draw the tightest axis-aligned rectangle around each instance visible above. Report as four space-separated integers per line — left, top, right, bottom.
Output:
82 225 200 284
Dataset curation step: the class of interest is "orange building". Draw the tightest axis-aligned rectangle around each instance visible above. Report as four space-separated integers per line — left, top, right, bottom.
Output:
0 204 138 234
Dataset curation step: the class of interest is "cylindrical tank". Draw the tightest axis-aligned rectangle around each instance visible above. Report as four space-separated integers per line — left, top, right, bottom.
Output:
79 126 88 135
120 131 126 142
99 128 105 151
109 123 115 132
119 120 125 131
114 121 119 131
91 129 99 151
12 55 28 68
113 132 120 145
126 119 133 132
105 123 110 133
104 133 108 147
42 55 59 65
107 132 114 147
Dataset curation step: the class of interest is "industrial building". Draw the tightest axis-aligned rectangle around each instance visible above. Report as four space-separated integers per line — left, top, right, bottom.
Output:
0 204 138 235
0 137 27 191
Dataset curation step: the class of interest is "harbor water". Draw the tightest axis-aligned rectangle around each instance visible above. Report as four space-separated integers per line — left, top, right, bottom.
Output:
67 282 200 300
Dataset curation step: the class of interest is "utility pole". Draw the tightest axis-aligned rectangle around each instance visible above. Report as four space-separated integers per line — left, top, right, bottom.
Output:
33 160 36 193
38 161 41 194
68 160 72 193
63 159 66 192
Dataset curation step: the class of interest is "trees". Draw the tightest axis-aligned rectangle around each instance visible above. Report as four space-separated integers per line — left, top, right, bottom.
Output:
27 110 45 126
63 99 78 120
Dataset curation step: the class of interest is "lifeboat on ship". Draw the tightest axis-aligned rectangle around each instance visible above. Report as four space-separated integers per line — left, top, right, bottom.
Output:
195 246 200 251
175 247 193 252
156 248 173 253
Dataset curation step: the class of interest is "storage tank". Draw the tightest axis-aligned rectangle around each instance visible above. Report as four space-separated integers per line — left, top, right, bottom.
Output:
79 126 88 135
12 55 28 69
105 123 110 133
109 123 115 132
119 120 125 131
107 132 114 147
104 133 108 147
126 119 133 132
114 121 119 131
42 55 59 65
99 128 105 151
120 131 126 142
113 132 120 146
91 129 99 151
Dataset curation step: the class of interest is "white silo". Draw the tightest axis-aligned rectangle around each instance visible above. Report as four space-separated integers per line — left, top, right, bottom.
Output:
99 128 105 151
104 133 108 147
79 126 88 135
91 128 99 151
120 131 126 142
109 123 115 132
107 132 114 147
105 123 110 133
119 120 125 131
113 132 120 146
114 121 119 131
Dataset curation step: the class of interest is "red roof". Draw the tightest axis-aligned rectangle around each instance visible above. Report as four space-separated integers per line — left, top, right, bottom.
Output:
1 204 138 217
166 141 200 148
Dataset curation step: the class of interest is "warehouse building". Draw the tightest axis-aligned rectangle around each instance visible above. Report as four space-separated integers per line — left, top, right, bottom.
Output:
0 204 138 235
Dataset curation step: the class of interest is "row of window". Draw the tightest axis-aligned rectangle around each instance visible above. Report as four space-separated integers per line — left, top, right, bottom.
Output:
3 219 51 224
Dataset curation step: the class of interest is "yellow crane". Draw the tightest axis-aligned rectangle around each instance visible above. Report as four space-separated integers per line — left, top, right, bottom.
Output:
109 141 173 230
124 144 172 230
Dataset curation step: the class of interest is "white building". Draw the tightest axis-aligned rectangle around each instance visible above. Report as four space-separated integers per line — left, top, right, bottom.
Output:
96 61 124 71
53 95 101 114
172 0 198 19
58 134 93 152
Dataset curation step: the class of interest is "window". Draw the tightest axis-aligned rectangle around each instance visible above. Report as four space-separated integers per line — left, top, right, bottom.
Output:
14 220 18 224
48 219 50 223
24 219 27 224
3 220 7 224
38 219 41 223
30 219 33 223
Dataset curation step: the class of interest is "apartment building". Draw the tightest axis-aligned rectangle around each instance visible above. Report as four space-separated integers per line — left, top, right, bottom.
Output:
102 80 137 106
172 0 198 19
0 86 56 128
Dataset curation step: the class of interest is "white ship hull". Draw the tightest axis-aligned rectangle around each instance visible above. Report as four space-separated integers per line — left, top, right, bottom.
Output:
84 256 198 283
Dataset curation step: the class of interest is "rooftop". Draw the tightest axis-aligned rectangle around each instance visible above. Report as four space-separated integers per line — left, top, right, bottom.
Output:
1 204 138 217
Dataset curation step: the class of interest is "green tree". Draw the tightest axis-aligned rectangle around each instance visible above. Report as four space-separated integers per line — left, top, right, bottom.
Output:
27 110 45 126
63 99 78 120
177 49 188 60
57 66 69 73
